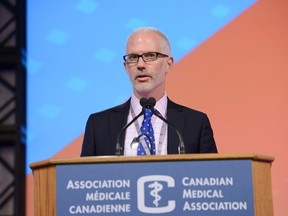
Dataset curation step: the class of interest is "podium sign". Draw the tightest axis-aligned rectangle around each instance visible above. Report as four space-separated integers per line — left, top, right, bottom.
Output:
30 154 274 216
56 160 254 215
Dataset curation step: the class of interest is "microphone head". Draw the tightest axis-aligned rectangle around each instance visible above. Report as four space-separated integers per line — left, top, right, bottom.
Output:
140 97 156 109
140 98 148 108
147 97 156 108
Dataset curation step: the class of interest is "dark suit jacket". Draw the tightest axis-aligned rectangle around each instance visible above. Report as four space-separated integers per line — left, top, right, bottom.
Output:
81 98 217 156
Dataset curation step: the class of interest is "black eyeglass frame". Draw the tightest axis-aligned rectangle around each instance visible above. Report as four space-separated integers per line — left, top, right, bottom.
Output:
123 52 169 63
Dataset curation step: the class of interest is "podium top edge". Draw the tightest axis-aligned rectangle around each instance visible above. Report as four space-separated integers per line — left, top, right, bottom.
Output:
30 153 274 170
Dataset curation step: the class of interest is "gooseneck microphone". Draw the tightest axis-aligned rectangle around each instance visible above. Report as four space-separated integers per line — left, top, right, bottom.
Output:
152 107 186 154
115 110 143 156
115 97 185 155
140 97 156 109
115 98 153 156
144 97 186 154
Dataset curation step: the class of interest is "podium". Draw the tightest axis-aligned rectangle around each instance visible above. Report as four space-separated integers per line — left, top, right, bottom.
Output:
30 154 274 216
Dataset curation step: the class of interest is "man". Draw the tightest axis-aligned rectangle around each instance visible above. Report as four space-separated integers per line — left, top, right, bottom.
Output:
81 27 217 156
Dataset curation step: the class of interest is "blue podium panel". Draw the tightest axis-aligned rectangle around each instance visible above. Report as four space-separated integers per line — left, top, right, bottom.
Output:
56 159 254 215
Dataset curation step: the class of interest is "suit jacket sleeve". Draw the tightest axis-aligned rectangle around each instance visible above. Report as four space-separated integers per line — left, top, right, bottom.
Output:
167 99 217 154
198 113 217 153
80 100 130 156
180 112 217 154
81 114 97 156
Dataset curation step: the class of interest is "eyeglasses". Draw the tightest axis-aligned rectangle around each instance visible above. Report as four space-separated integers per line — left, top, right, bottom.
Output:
123 52 169 63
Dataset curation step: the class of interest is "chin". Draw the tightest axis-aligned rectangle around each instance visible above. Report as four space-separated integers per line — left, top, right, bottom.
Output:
134 84 153 93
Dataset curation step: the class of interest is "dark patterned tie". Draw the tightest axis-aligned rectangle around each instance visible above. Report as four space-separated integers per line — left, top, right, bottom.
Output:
137 108 156 155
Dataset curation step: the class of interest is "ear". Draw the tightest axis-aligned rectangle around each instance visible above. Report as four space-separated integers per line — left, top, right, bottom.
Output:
124 61 128 73
166 56 174 73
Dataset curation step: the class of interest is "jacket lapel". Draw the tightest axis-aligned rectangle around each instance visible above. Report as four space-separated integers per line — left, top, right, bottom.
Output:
167 99 185 154
110 99 131 154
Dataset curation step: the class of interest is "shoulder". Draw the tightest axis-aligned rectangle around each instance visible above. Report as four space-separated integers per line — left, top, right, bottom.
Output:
88 98 130 120
167 98 206 117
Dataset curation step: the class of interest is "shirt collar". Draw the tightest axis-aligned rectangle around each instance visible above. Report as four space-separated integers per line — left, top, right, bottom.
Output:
130 93 167 117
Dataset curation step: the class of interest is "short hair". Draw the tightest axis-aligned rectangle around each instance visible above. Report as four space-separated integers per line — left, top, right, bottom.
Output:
126 27 171 54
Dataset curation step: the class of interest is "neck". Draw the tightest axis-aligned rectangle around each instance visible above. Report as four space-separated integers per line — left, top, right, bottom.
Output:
134 91 165 102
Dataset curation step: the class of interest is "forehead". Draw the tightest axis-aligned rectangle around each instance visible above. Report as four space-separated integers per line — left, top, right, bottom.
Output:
126 32 162 53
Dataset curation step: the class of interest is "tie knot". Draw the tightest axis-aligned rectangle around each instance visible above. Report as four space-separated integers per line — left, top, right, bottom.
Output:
144 108 153 119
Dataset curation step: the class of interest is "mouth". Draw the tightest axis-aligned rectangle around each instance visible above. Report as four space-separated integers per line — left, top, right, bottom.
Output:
135 74 151 82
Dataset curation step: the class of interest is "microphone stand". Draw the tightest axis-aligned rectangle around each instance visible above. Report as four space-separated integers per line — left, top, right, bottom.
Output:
115 109 144 156
115 96 186 155
152 108 186 154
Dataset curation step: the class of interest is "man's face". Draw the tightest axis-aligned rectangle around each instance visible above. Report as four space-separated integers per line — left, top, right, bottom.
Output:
124 32 173 100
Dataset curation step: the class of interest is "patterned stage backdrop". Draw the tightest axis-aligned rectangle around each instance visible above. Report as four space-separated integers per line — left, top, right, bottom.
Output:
27 0 288 215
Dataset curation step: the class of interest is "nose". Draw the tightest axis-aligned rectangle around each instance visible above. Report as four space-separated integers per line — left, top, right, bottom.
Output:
136 56 146 69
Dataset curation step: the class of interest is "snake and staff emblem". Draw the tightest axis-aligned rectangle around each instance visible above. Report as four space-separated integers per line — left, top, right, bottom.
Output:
137 175 176 213
148 181 163 207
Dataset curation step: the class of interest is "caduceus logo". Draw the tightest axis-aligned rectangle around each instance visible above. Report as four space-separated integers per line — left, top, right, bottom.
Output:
137 175 176 214
148 181 163 207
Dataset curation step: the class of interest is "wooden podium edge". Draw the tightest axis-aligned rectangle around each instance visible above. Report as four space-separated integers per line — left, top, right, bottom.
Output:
30 153 274 170
252 160 274 215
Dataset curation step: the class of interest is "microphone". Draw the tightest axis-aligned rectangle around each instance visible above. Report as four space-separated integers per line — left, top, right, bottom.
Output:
115 110 143 156
152 107 186 154
140 97 156 109
115 98 153 156
146 97 186 154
